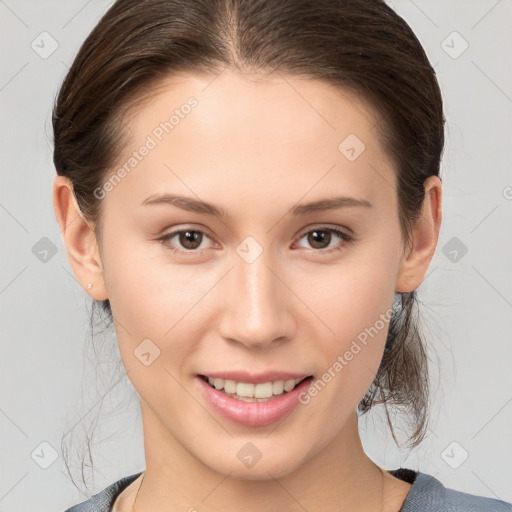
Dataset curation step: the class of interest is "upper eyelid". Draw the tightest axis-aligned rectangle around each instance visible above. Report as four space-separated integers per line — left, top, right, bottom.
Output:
160 224 351 249
296 224 351 238
293 226 352 249
160 225 215 242
161 224 350 238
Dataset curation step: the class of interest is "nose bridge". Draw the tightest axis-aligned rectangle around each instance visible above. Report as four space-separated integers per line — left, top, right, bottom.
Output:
219 238 291 347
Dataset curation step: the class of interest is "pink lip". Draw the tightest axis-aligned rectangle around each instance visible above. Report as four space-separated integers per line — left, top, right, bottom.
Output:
199 371 310 384
196 375 314 427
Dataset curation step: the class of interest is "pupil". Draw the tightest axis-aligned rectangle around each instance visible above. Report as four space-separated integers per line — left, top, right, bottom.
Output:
309 230 331 249
180 231 201 249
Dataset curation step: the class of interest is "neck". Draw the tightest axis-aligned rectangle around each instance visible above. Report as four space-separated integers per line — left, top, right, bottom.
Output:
133 404 387 512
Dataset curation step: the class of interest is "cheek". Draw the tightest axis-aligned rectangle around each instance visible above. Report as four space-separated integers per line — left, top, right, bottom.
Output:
101 224 199 325
295 244 397 402
102 246 206 415
296 273 392 436
301 257 395 347
99 234 202 369
313 287 390 403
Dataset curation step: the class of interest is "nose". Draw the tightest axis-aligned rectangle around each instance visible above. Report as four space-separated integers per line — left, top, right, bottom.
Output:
217 243 295 349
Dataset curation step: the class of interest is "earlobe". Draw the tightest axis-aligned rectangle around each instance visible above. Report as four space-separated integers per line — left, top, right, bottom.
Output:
395 175 442 293
52 175 108 301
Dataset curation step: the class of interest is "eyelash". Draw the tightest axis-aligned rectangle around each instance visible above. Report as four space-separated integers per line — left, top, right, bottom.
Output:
157 226 354 256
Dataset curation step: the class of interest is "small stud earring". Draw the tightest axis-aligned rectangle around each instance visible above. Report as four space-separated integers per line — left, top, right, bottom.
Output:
88 283 93 289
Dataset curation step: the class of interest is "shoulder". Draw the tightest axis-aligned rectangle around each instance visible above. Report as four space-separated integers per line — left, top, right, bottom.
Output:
393 469 512 512
62 472 143 512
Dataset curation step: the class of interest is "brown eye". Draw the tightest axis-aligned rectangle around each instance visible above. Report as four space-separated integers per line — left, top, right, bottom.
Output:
178 230 202 249
307 229 333 249
158 229 213 253
295 227 354 253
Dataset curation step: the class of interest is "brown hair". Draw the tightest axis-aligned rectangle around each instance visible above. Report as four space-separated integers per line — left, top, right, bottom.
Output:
53 0 444 490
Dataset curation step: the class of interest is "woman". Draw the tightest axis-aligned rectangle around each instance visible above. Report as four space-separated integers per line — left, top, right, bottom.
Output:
52 0 511 510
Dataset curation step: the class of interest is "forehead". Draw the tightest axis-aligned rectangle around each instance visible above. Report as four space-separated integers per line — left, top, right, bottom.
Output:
123 69 380 145
106 69 396 215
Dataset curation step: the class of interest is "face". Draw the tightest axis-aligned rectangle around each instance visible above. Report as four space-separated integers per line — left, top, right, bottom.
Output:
91 69 408 479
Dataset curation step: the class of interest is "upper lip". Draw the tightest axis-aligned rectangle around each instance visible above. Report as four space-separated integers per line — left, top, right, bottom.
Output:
199 371 312 384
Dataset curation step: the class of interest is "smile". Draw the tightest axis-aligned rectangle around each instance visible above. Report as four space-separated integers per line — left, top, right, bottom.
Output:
200 375 309 401
197 373 314 427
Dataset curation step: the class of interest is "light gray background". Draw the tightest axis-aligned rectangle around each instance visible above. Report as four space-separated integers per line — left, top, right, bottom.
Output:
1 1 511 511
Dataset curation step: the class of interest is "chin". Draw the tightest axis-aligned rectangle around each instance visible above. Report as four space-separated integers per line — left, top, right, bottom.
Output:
193 438 311 481
210 457 302 481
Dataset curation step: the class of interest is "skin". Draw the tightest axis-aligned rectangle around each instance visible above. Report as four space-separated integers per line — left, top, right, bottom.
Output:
53 69 442 511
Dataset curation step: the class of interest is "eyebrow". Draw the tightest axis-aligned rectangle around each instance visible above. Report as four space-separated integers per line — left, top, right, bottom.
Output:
140 193 372 217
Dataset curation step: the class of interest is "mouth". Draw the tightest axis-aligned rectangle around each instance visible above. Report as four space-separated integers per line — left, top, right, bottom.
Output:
197 373 315 427
198 374 313 402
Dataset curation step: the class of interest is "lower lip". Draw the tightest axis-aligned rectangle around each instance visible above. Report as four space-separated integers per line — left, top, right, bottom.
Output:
197 376 314 427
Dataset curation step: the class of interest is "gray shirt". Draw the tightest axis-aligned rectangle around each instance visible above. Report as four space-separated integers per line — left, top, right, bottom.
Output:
63 468 512 511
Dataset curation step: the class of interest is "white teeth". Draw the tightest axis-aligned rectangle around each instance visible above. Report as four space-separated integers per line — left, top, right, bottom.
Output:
272 380 284 394
236 382 254 397
254 382 273 399
224 379 237 394
284 379 296 392
205 376 306 399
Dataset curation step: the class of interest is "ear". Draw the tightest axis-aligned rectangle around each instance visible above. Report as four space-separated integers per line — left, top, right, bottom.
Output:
52 175 108 301
395 175 442 293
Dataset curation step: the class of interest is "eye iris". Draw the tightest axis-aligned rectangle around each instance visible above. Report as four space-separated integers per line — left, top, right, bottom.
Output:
169 229 341 252
308 230 331 249
179 230 202 249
